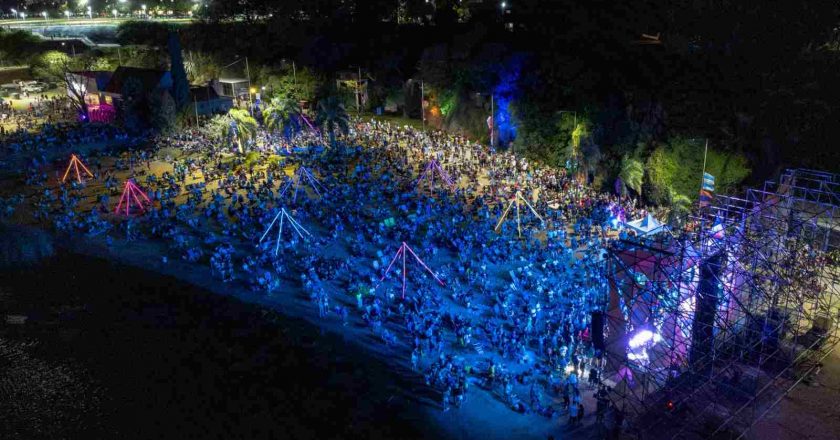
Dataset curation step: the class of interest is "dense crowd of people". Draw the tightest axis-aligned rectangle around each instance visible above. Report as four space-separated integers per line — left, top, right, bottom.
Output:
5 116 645 438
0 95 77 135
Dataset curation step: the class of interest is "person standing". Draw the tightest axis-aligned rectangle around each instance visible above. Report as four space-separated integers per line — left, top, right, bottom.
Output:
569 399 579 425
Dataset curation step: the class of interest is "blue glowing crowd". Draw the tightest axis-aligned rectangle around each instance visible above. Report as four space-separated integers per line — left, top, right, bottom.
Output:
5 117 650 437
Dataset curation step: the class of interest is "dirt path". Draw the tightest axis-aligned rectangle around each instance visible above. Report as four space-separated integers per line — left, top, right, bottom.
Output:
749 347 840 440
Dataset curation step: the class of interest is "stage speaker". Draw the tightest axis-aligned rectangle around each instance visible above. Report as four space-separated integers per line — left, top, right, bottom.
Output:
813 314 833 334
690 252 724 368
591 311 605 351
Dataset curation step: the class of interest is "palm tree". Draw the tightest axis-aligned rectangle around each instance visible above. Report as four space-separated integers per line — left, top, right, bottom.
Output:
619 155 644 196
579 139 602 184
667 189 692 227
262 97 302 139
571 122 587 159
316 96 349 147
221 109 258 153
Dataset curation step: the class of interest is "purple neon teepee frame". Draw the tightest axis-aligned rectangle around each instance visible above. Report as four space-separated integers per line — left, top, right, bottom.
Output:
415 159 455 196
279 166 326 203
375 241 445 298
115 179 151 216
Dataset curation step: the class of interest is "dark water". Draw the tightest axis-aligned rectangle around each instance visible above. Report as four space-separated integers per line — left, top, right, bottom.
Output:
0 253 442 440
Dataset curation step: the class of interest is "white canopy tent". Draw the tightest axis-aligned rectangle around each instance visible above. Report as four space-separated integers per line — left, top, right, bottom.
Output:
623 213 668 237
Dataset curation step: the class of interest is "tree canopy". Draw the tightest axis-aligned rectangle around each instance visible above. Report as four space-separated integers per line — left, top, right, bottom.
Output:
646 138 751 204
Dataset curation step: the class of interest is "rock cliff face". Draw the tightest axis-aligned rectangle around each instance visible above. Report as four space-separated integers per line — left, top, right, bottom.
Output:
0 224 54 268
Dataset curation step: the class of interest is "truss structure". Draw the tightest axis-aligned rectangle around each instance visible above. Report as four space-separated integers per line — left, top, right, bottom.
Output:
374 241 445 298
601 169 840 439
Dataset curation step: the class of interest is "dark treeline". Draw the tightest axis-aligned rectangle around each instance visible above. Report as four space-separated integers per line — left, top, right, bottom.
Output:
52 1 840 193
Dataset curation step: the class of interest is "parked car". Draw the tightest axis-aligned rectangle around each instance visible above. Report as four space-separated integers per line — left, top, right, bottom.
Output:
21 84 44 93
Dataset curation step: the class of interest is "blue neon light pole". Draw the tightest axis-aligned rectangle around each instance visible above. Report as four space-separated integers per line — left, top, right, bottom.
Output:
491 93 495 148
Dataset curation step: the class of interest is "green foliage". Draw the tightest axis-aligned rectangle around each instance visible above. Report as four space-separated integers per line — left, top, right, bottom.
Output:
242 151 261 171
206 114 230 139
579 137 602 180
666 189 693 227
262 97 302 138
439 91 488 140
212 109 258 153
258 65 320 104
510 104 605 173
30 51 70 81
184 51 221 85
438 88 456 117
89 57 113 71
116 21 172 46
0 29 42 64
316 96 350 147
84 2 840 177
571 122 587 153
148 91 177 134
619 155 645 196
117 46 169 69
512 113 563 167
30 51 112 90
175 108 195 130
647 138 751 204
266 154 285 169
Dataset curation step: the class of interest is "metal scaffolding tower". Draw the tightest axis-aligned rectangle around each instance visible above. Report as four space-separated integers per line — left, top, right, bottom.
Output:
602 169 840 439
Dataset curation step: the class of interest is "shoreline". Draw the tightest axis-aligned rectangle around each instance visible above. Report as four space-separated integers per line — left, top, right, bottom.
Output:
0 249 440 439
51 226 585 439
1 122 609 440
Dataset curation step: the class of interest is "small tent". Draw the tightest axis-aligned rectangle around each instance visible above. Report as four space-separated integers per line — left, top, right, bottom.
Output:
624 213 667 237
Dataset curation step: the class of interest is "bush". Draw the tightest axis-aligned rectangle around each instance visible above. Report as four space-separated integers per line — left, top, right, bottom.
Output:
647 138 751 203
115 20 172 46
241 151 261 171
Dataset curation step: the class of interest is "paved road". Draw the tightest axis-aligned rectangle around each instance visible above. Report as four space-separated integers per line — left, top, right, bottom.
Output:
0 17 192 27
